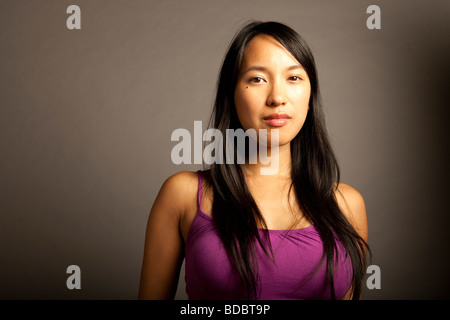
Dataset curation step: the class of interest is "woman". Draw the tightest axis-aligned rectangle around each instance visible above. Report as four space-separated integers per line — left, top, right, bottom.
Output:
138 21 369 300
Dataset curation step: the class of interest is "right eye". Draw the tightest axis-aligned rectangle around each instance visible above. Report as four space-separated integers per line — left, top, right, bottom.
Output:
249 77 264 83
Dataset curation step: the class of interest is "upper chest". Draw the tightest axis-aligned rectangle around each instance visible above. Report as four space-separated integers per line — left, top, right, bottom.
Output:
198 177 310 231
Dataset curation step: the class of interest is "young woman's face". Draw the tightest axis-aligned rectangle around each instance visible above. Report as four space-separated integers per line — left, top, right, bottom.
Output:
234 34 311 147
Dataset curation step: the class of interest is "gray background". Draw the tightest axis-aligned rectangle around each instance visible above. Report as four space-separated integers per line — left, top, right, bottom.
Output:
1 0 449 299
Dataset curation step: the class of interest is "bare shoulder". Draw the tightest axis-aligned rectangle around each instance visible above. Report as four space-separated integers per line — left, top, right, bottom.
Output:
159 171 199 209
161 171 198 193
334 183 365 210
140 171 199 299
334 183 368 242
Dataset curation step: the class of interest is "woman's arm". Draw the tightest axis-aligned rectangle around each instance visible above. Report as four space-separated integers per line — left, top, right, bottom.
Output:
335 183 368 244
138 172 192 299
335 183 369 300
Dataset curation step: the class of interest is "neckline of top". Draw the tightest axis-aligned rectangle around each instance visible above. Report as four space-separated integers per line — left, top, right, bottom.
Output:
197 207 316 233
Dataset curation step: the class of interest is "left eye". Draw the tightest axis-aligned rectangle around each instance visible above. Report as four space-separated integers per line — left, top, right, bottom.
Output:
289 76 301 81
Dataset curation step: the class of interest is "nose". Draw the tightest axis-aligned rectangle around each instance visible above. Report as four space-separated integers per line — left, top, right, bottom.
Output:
266 81 287 107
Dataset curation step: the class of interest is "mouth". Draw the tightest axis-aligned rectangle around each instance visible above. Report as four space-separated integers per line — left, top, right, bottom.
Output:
263 113 291 127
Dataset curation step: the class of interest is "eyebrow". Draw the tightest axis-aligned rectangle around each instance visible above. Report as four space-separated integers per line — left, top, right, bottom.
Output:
241 64 304 74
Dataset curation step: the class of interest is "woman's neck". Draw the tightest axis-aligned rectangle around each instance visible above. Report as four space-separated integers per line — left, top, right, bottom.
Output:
242 143 292 179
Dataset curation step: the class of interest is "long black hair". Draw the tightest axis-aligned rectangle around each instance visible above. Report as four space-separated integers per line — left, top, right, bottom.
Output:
206 21 369 299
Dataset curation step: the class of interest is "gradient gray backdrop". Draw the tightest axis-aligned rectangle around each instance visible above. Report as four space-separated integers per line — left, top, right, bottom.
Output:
1 0 449 299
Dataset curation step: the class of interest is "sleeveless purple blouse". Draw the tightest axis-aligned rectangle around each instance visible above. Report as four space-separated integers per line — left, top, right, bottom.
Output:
185 171 353 299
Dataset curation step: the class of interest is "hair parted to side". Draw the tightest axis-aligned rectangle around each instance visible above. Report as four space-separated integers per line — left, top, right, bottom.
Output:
206 21 370 299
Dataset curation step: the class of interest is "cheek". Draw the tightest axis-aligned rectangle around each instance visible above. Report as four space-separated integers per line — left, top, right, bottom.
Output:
292 85 311 106
234 89 261 128
292 86 311 116
290 86 311 131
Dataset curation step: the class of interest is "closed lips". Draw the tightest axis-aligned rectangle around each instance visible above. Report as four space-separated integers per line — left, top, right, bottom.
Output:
263 113 291 127
263 113 291 120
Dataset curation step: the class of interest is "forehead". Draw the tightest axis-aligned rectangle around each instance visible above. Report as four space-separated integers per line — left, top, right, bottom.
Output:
240 34 301 70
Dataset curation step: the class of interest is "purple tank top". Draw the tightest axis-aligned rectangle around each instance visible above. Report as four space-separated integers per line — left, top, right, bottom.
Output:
185 171 353 299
